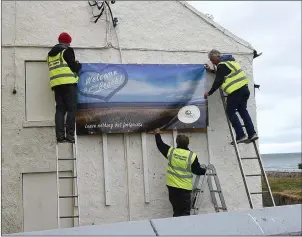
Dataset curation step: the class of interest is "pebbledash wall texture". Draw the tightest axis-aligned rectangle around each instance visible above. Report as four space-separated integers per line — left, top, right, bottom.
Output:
2 1 262 234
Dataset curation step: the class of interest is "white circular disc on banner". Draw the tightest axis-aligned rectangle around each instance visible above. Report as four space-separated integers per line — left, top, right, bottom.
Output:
178 105 200 124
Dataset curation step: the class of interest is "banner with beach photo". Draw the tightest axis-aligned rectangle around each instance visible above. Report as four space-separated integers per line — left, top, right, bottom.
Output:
75 63 208 135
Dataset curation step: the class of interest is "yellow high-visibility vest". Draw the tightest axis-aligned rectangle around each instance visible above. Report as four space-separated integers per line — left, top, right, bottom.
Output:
46 49 78 88
166 147 197 190
219 60 248 94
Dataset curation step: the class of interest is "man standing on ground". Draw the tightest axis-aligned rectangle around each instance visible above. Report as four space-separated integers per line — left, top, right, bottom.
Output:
154 128 207 217
204 49 258 144
47 32 82 143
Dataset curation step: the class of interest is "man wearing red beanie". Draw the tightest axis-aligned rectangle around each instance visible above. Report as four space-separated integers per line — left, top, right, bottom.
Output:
47 32 82 143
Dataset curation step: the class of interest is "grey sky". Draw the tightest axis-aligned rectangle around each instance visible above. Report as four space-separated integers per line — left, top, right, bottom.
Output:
188 1 301 154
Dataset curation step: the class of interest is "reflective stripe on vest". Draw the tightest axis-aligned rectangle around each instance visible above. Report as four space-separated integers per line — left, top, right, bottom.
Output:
47 50 78 88
167 170 193 179
219 61 248 94
166 147 197 190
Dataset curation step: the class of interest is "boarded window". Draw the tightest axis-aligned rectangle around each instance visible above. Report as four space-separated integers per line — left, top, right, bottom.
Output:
25 61 55 121
22 171 74 232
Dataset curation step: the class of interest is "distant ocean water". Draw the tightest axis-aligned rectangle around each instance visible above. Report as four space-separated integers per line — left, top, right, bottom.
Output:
262 152 302 172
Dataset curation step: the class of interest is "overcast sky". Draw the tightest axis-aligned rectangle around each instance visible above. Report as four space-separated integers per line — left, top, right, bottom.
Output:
187 1 301 154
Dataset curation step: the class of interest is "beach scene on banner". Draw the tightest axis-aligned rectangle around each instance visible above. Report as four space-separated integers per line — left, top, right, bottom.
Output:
76 63 207 134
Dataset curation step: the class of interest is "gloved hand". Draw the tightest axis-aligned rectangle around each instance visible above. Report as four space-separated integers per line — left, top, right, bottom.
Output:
204 64 211 72
204 92 209 99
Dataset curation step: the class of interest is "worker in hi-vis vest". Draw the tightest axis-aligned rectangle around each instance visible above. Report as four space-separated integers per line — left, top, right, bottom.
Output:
154 128 206 217
204 49 258 145
47 32 82 143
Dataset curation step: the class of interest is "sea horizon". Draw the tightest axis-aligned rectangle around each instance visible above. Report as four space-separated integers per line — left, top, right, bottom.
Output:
261 151 301 156
261 152 301 172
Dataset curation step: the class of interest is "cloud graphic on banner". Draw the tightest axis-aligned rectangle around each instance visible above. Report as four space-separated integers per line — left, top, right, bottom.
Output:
115 80 171 96
115 75 203 100
166 80 204 101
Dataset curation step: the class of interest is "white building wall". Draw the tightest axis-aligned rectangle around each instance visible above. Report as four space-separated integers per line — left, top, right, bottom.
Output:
1 1 262 234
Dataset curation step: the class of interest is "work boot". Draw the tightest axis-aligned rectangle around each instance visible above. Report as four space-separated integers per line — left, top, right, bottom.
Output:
231 135 248 145
245 133 259 143
65 135 75 143
57 136 66 143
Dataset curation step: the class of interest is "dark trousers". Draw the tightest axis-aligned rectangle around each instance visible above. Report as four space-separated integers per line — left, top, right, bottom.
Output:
226 85 256 139
54 84 77 139
167 185 191 217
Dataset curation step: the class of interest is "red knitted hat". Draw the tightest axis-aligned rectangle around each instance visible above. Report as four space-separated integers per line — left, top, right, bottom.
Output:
58 32 72 44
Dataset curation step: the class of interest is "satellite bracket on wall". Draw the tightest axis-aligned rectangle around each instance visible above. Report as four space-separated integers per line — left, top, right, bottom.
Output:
254 83 260 94
253 50 262 59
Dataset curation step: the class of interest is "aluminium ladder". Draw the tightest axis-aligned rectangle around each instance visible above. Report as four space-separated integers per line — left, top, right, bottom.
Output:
219 88 275 208
191 164 227 215
56 133 81 228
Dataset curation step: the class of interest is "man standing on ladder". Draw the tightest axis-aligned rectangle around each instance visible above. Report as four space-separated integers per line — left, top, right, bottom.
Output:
47 32 82 143
204 49 258 144
154 128 207 217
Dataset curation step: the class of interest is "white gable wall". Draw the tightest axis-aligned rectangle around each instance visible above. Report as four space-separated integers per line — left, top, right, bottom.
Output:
1 1 261 234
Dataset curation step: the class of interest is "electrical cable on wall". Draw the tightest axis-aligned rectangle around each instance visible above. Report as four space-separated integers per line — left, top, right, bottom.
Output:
89 0 105 23
113 20 123 64
104 1 118 27
12 0 17 94
104 4 112 47
88 0 121 59
88 1 110 27
88 1 118 27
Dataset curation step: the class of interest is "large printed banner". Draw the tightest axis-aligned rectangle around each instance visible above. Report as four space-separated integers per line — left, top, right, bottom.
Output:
76 63 208 135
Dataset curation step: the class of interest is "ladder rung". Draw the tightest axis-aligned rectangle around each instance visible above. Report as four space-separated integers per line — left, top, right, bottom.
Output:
241 157 258 160
250 191 268 195
246 174 262 177
59 195 78 198
206 173 216 176
58 158 76 160
217 207 227 210
210 190 221 193
59 176 77 179
60 215 79 219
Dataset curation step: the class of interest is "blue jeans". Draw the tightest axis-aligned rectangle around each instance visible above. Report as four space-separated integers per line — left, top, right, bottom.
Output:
226 85 256 139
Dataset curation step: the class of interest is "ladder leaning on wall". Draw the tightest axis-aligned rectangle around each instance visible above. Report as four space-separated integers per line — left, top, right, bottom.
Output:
219 88 275 209
55 126 81 228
